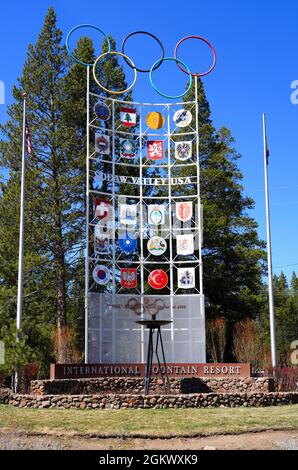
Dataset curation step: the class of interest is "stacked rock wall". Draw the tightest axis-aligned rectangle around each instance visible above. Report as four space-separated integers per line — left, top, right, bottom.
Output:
1 376 297 409
30 377 274 396
5 392 298 409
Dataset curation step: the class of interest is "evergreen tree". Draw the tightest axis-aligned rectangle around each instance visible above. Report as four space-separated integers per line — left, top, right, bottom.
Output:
0 7 135 368
291 271 298 291
274 271 288 291
274 272 297 364
182 79 266 328
260 271 298 366
0 7 73 366
0 171 56 375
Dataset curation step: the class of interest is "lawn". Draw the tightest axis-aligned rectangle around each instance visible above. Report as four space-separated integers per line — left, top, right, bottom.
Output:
1 404 298 438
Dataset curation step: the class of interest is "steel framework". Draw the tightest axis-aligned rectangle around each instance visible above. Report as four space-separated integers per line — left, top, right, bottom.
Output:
85 71 204 363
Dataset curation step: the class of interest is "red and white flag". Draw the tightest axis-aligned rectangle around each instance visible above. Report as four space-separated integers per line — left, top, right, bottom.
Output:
147 140 164 161
176 201 193 222
25 119 32 155
121 268 137 288
120 107 137 127
94 197 111 222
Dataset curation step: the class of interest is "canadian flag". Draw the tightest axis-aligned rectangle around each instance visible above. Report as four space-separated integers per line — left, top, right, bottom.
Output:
120 107 137 127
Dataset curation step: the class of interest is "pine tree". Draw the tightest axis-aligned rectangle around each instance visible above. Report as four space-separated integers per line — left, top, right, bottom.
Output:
0 8 136 367
291 271 298 291
0 7 86 364
182 79 266 327
0 171 56 375
274 271 288 291
260 271 298 366
0 7 72 364
58 36 96 353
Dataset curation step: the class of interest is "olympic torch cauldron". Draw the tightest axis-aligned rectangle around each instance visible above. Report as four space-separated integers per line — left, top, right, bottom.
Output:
125 297 171 394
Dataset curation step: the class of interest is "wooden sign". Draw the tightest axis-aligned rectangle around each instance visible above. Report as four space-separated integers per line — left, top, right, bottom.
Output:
50 363 251 380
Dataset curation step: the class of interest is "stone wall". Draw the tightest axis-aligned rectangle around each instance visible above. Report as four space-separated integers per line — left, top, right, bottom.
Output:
30 376 274 396
4 392 298 409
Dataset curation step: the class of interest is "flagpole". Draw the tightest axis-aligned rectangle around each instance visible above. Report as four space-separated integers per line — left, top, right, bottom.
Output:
262 112 277 368
85 67 90 364
15 92 27 392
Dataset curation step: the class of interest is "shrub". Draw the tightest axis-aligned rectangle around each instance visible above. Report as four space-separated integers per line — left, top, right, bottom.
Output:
233 319 265 373
266 367 298 392
206 317 227 363
19 363 39 393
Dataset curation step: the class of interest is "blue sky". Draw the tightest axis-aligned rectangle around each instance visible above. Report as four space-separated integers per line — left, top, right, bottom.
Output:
0 0 297 280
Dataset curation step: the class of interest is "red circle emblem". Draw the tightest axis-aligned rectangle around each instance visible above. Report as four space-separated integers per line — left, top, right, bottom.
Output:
148 269 168 290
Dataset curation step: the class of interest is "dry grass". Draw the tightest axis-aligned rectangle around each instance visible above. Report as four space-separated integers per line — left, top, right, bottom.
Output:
0 432 64 450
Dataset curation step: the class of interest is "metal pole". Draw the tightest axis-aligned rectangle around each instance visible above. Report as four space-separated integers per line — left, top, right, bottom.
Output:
139 103 145 363
15 92 27 392
111 99 116 362
84 67 90 364
195 77 203 296
195 77 206 362
262 113 276 368
167 104 174 356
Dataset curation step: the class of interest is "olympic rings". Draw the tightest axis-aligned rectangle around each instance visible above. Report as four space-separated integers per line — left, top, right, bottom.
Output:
66 25 217 97
93 51 138 95
174 35 217 77
121 31 165 73
149 57 192 99
66 24 111 67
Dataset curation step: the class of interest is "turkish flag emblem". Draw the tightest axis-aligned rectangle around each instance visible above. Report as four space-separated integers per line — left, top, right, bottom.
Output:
176 201 193 222
148 270 168 290
121 268 137 288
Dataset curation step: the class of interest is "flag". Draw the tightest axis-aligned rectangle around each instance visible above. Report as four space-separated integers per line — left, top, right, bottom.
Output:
263 113 270 164
265 131 270 164
177 268 195 289
176 201 193 222
119 204 137 225
94 233 110 255
265 140 270 164
147 236 167 256
146 111 165 130
92 265 110 285
119 234 137 254
176 234 194 255
120 139 136 158
148 269 168 290
148 205 165 225
121 268 137 288
94 198 112 222
120 107 137 127
175 141 192 161
173 109 192 128
25 119 32 155
95 133 110 155
147 140 164 161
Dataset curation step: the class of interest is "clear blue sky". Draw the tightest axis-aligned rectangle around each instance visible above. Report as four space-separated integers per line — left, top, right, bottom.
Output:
0 0 297 280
